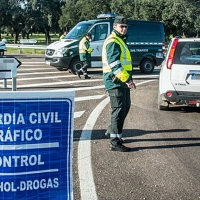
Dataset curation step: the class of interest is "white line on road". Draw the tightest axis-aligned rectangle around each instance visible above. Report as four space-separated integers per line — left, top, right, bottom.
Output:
74 111 85 118
78 97 110 200
73 95 105 118
3 75 73 81
18 67 54 71
74 95 106 118
54 85 105 91
3 79 103 88
78 80 156 200
21 62 45 64
17 71 69 76
75 95 105 102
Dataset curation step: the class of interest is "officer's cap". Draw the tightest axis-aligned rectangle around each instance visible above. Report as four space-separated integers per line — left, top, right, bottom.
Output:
114 16 128 26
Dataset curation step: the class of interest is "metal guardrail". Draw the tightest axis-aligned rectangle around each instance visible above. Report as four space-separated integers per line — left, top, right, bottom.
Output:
6 44 47 49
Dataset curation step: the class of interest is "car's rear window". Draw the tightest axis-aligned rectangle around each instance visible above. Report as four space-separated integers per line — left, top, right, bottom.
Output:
174 41 200 65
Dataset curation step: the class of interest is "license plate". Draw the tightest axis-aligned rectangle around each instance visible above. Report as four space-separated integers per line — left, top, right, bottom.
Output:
188 100 197 104
45 61 50 65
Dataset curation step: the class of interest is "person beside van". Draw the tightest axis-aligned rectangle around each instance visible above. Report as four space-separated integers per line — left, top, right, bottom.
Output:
59 31 67 40
102 16 136 152
77 33 93 79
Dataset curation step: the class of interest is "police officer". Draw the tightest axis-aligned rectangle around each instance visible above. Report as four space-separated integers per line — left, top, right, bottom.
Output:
77 32 93 79
59 31 67 40
102 16 136 152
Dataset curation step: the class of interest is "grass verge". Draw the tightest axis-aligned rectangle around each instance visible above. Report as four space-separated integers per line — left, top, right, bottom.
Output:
7 48 45 55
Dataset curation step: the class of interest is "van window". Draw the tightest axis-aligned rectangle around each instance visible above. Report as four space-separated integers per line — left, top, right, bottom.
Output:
66 22 93 40
90 24 108 41
127 24 162 42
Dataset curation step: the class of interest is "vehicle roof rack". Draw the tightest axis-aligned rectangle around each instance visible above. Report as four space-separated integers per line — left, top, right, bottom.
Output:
97 13 116 19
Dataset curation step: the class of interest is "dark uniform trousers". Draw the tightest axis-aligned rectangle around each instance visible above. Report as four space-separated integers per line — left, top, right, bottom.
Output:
107 87 131 144
80 60 91 75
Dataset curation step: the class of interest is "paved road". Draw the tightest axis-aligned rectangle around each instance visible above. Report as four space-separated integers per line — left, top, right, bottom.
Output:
1 54 200 200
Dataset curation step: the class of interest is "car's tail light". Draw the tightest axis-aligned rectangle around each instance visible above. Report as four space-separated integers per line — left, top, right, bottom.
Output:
166 91 172 97
166 38 179 69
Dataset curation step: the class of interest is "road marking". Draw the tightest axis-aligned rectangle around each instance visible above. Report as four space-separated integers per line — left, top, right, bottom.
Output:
74 111 85 118
6 75 75 81
75 95 105 101
17 71 68 76
18 67 54 71
74 95 106 118
22 62 45 64
0 79 103 88
133 75 159 78
78 80 156 200
78 97 110 200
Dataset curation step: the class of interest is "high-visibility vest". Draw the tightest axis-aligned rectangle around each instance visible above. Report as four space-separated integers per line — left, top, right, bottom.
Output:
102 32 132 82
79 37 93 54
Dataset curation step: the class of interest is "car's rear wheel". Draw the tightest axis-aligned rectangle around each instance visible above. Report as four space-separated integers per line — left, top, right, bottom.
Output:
158 104 169 110
158 92 169 110
69 58 82 75
140 58 155 74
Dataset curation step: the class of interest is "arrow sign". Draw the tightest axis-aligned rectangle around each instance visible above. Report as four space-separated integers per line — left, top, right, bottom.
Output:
0 56 21 77
20 39 37 44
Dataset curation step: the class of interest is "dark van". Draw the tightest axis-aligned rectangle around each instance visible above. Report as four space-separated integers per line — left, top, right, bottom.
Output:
45 14 165 74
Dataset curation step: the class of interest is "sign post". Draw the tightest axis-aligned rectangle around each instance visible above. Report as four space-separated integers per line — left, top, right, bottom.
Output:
0 57 21 91
0 91 75 199
20 39 37 44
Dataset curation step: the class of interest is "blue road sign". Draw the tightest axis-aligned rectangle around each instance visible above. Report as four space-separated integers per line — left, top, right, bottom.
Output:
0 91 75 200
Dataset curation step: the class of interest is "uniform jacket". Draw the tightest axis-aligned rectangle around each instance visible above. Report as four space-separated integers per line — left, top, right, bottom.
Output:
79 36 93 62
102 30 133 90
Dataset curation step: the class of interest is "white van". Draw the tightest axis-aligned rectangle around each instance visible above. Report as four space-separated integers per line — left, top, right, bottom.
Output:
45 14 165 74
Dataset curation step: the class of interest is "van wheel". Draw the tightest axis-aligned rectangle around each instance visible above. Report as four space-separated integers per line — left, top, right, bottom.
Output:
140 58 155 74
69 58 82 75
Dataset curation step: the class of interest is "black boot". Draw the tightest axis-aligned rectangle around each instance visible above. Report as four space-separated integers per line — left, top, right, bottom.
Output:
84 75 91 79
109 140 130 152
76 70 81 79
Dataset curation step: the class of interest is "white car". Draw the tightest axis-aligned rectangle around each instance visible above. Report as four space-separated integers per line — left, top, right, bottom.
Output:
158 37 200 110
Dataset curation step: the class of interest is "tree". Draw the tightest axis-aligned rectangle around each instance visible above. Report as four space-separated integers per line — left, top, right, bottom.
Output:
5 0 27 43
0 0 9 40
110 0 135 19
26 0 65 43
0 0 25 42
59 0 111 31
59 0 78 32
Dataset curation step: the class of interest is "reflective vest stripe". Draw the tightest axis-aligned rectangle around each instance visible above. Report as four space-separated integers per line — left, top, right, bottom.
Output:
103 61 132 67
110 133 122 138
113 67 123 75
110 60 120 68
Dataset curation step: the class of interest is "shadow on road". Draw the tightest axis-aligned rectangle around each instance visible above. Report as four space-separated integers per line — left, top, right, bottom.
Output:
73 128 200 152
